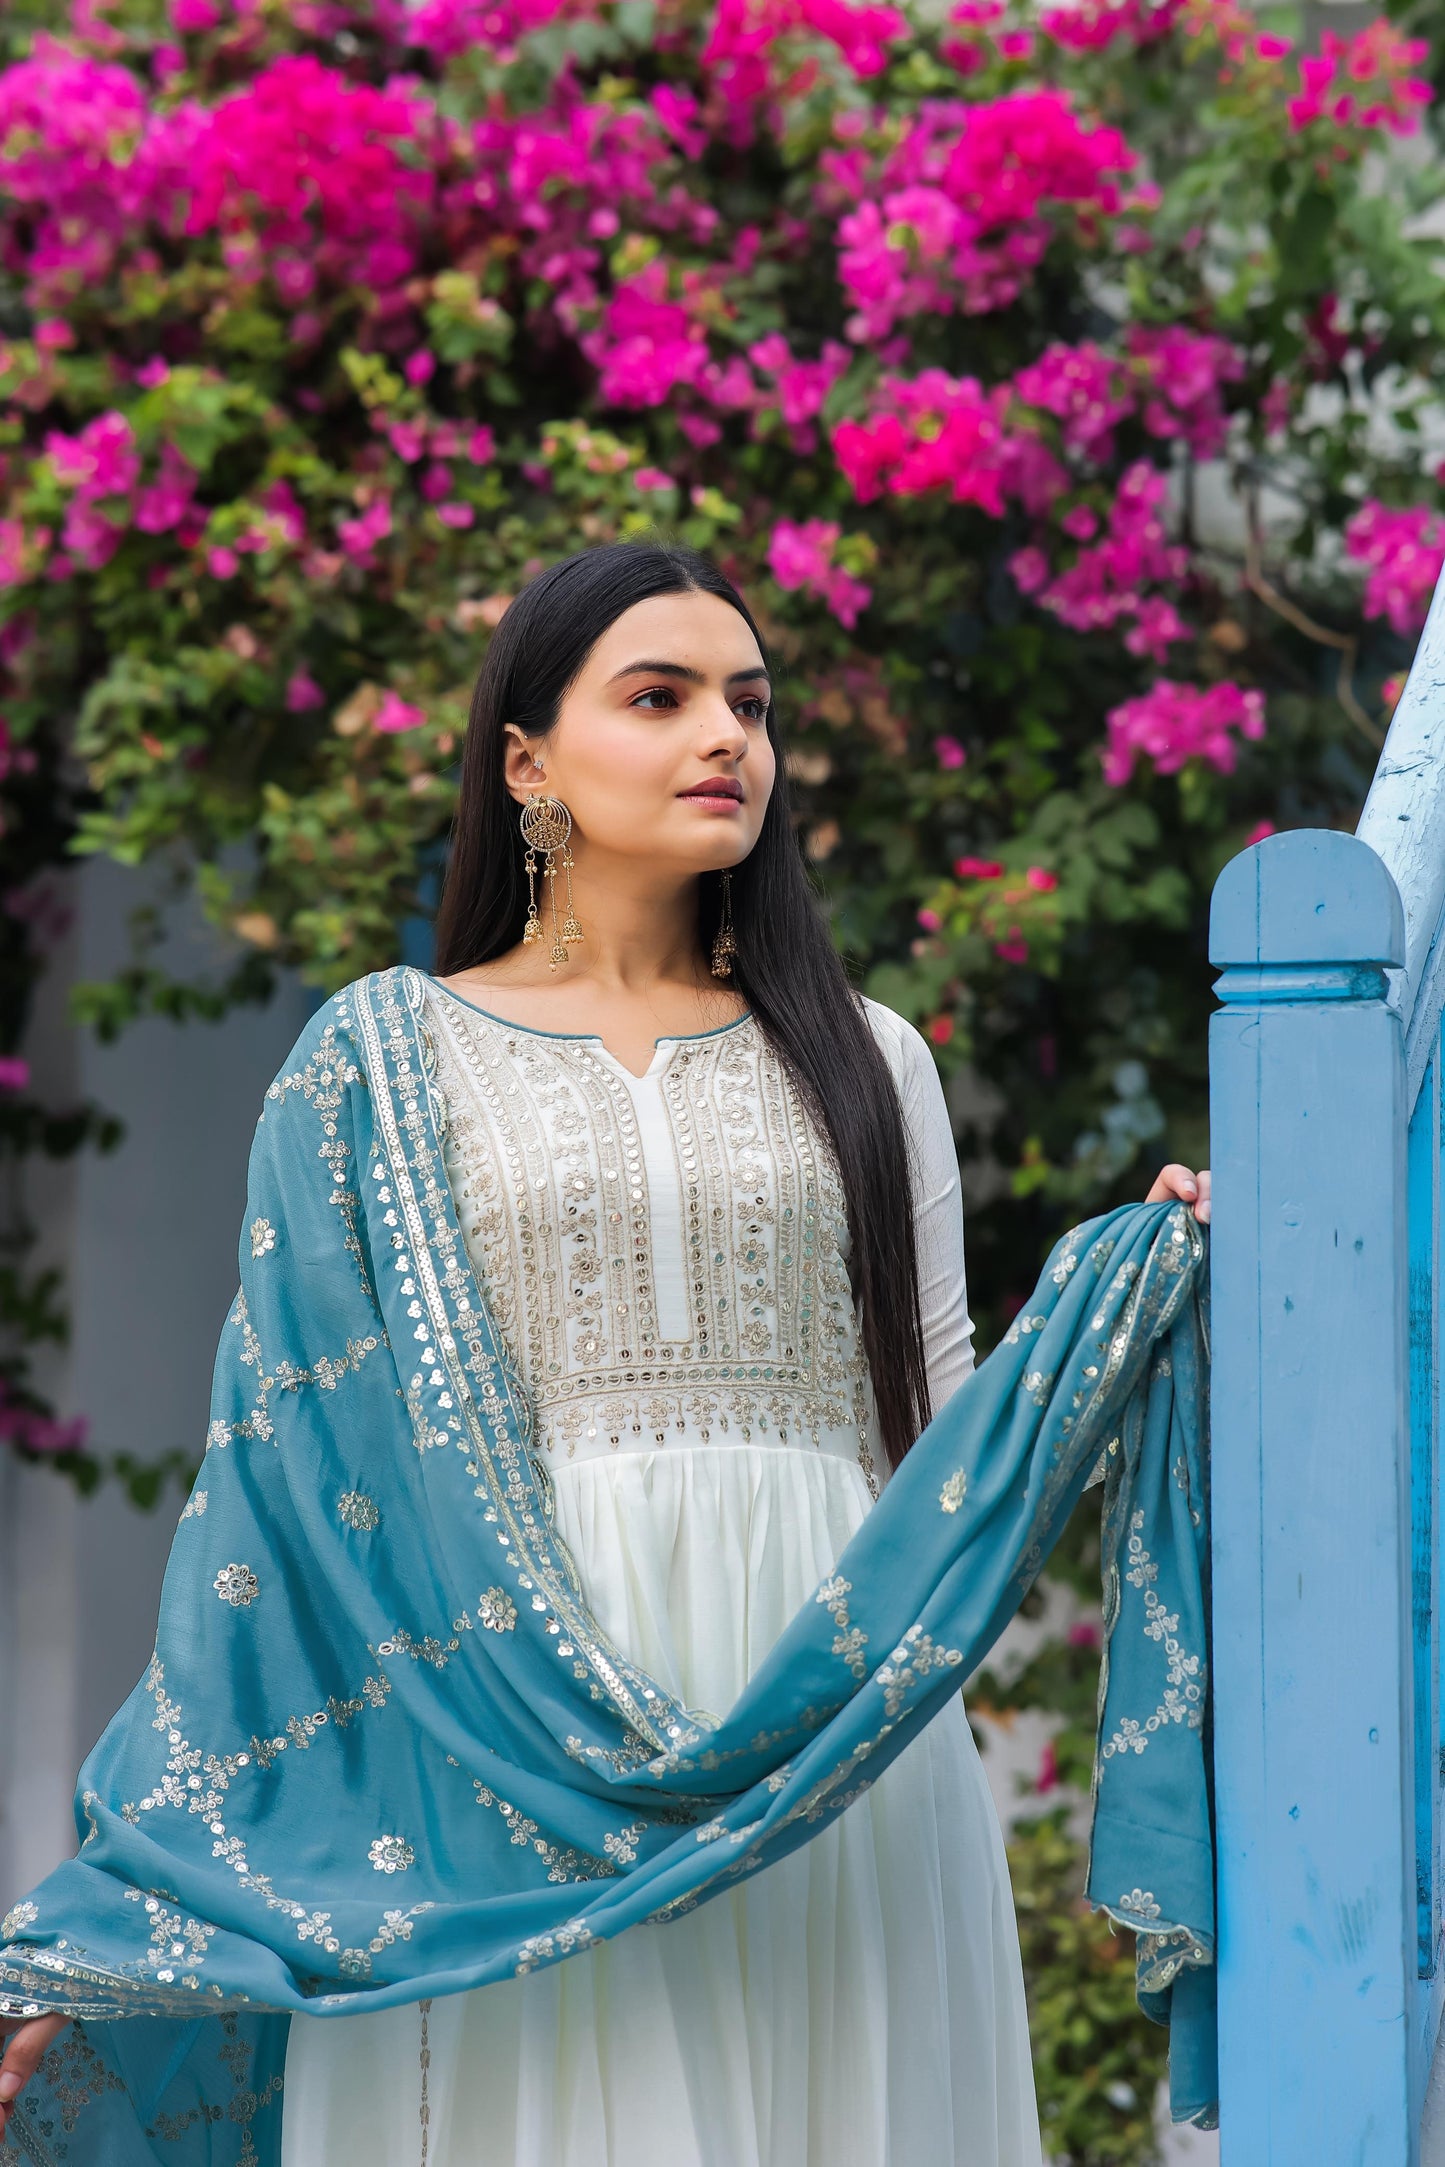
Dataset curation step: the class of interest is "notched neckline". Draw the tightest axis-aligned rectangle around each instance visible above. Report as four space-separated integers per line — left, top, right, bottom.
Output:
422 971 755 1083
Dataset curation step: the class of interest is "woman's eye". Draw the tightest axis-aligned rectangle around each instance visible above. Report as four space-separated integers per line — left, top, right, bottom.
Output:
737 697 768 722
632 687 678 711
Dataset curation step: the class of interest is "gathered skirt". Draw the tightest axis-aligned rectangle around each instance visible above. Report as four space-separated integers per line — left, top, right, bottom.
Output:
280 1444 1042 2166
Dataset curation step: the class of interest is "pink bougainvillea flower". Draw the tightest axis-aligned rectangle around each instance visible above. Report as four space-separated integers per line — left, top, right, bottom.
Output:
1245 819 1276 845
996 932 1030 963
1008 546 1051 595
633 466 675 491
954 856 1003 878
767 517 872 627
1103 678 1265 784
0 1054 30 1090
916 906 943 930
337 496 393 561
1039 0 1183 51
45 411 139 498
388 420 426 463
467 425 496 465
1285 21 1431 137
207 545 240 579
934 735 967 768
1345 500 1445 636
834 372 1008 512
832 91 1139 339
374 691 427 733
285 670 326 711
1025 866 1058 892
134 444 198 534
435 501 475 527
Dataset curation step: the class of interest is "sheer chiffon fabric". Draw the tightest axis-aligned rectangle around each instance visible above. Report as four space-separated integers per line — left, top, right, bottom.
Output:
280 989 1043 2166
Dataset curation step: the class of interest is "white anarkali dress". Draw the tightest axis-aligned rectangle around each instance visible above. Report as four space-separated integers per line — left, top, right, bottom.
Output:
280 979 1042 2167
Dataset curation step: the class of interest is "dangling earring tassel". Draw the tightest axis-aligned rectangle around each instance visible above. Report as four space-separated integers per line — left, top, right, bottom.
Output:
711 868 738 979
519 792 577 973
558 835 583 950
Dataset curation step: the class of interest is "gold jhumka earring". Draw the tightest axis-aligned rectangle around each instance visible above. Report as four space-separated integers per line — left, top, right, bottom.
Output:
519 768 584 972
710 867 737 979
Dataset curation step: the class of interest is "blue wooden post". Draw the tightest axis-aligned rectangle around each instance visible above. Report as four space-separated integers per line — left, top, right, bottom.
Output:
1210 830 1414 2160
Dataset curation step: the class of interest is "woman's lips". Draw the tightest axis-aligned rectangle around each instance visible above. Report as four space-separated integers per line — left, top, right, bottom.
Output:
677 785 743 807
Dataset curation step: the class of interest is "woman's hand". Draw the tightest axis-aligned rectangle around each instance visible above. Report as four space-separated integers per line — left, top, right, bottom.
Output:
0 2012 69 2140
1146 1162 1211 1224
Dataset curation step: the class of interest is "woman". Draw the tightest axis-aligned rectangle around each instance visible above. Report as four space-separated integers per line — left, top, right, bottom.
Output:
0 539 1209 2164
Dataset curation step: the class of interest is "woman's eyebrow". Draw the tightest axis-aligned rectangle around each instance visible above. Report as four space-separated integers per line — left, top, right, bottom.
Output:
605 658 771 688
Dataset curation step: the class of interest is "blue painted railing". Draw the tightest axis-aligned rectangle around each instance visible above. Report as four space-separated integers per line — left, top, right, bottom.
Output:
1210 572 1445 2161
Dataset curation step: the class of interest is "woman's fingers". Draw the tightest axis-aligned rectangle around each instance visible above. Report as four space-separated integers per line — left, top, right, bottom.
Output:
1145 1163 1211 1223
0 2013 69 2136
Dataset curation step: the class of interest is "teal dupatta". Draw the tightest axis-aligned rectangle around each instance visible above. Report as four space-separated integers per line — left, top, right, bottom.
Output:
0 965 1216 2162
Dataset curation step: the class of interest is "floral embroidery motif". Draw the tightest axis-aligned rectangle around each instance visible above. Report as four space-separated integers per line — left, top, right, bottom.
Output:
140 1896 216 1981
213 1563 259 1608
875 1625 964 1717
1100 1510 1205 1762
478 1586 518 1633
206 1292 386 1452
2 1901 37 1939
939 1469 968 1513
815 1573 868 1678
249 1217 277 1259
337 1491 380 1531
368 1835 415 1874
180 1490 208 1520
514 1918 596 1975
1117 1888 1162 1922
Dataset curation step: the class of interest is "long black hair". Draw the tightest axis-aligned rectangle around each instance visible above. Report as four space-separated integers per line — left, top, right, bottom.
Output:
434 538 932 1470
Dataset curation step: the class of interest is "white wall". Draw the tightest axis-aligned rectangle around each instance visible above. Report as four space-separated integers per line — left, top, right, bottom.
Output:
0 859 315 1900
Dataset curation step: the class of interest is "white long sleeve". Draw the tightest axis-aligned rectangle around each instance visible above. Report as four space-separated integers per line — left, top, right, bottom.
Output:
862 997 977 1424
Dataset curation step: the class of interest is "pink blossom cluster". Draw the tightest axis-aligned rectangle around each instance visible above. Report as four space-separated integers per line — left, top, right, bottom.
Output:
1009 327 1243 464
372 0 573 64
832 91 1142 338
701 0 908 142
471 97 720 391
1286 23 1431 137
936 1 1035 79
1344 500 1445 636
43 411 141 571
1102 677 1264 784
833 371 1009 513
767 518 873 627
1012 463 1191 656
1038 0 1185 53
748 335 852 453
0 46 434 312
0 40 200 305
184 57 436 298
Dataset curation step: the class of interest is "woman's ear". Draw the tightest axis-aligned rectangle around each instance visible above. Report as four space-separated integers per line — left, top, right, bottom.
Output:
500 726 547 806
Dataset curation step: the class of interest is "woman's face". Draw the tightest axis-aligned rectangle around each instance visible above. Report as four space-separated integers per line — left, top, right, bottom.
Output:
504 589 776 876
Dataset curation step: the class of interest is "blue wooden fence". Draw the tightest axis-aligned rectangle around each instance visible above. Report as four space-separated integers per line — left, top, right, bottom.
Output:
1210 572 1445 2161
